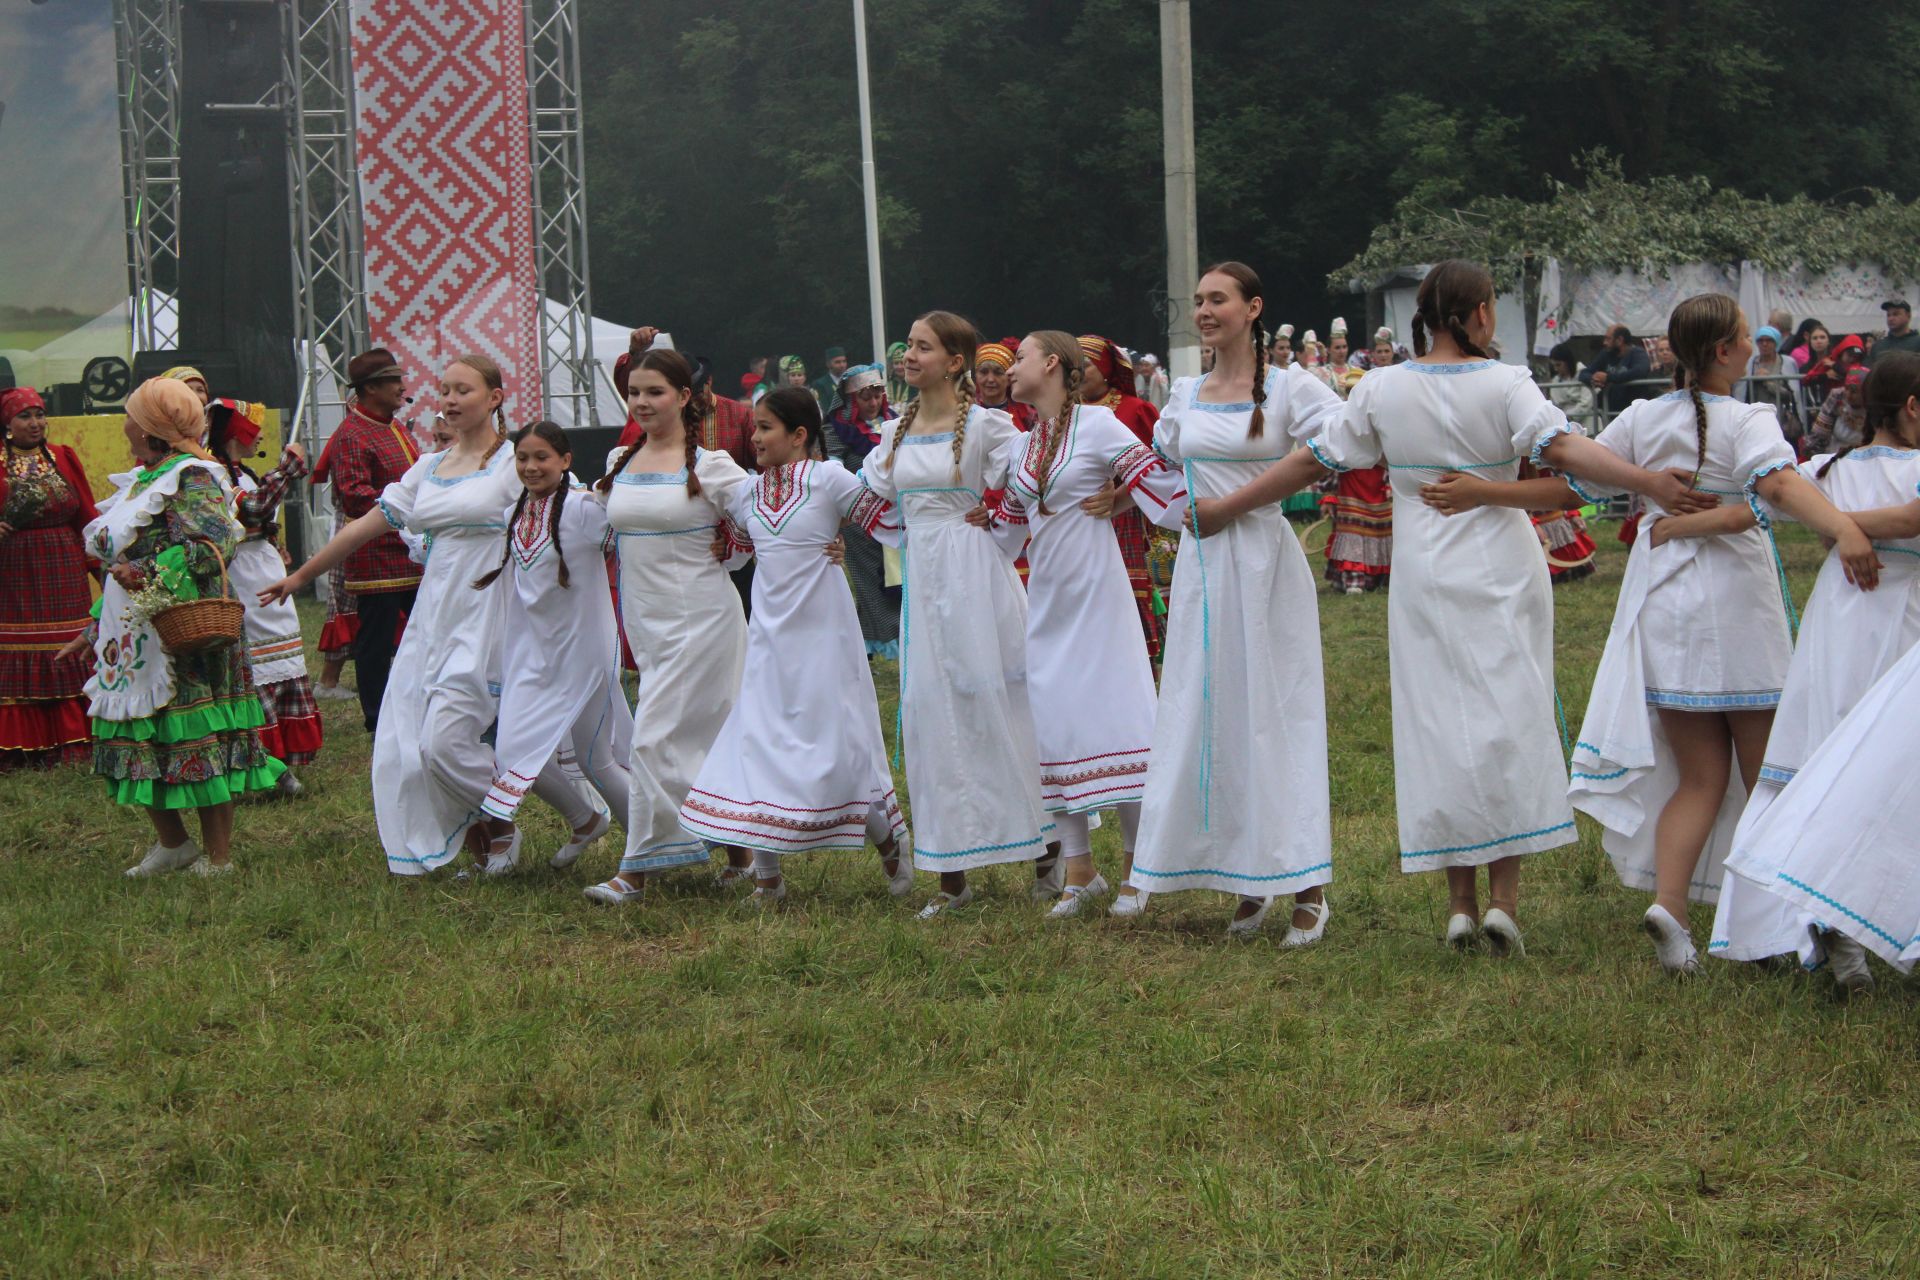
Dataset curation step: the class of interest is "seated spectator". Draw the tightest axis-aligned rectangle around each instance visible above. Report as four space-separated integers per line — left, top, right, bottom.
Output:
1809 366 1870 454
1740 325 1805 440
1578 324 1657 415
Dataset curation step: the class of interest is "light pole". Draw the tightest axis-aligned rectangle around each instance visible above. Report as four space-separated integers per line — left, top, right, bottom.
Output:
1160 0 1200 377
853 0 887 366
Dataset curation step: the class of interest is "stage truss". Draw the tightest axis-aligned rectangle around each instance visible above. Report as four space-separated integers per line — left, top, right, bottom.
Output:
112 0 182 352
524 0 603 426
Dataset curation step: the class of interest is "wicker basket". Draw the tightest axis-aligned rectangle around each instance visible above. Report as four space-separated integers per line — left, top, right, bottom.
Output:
151 537 246 655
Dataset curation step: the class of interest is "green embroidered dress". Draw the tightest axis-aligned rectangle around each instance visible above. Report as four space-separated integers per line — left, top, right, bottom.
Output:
90 455 284 807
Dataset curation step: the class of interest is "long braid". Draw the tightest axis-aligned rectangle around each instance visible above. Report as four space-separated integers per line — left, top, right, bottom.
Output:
1033 361 1083 516
1445 313 1488 360
472 487 530 589
479 405 509 465
950 373 973 483
1248 318 1270 438
1686 370 1710 485
596 441 643 493
550 482 570 588
883 397 920 475
681 404 702 498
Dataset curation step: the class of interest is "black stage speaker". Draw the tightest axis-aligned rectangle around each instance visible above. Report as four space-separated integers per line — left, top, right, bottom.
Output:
176 0 296 407
132 349 244 398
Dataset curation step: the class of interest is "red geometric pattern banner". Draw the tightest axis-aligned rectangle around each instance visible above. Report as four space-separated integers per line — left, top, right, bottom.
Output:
349 0 538 423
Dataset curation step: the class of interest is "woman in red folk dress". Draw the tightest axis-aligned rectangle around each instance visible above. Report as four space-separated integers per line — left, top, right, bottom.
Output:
1078 334 1165 663
1319 320 1391 594
0 387 100 769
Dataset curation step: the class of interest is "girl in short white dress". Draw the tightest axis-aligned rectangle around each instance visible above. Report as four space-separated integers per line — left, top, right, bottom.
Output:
1119 269 1345 942
982 331 1191 920
473 423 634 874
263 356 602 875
678 388 911 904
857 311 1048 918
588 349 754 903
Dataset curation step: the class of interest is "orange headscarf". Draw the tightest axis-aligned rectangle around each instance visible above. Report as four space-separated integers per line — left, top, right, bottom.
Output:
126 377 215 461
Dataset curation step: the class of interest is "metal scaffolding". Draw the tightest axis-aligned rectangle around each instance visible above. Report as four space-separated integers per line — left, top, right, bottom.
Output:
112 0 183 353
282 0 368 449
523 0 602 426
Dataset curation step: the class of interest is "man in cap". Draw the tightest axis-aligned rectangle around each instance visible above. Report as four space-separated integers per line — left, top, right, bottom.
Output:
310 348 420 732
813 346 850 415
1873 299 1920 364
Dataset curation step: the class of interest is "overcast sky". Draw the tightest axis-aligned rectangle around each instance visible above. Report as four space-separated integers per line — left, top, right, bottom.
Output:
0 0 126 319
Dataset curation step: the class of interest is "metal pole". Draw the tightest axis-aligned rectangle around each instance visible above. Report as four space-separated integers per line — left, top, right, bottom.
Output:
852 0 887 365
1159 0 1201 378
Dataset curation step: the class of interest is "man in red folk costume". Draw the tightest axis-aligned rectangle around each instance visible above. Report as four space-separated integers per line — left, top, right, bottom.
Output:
1078 335 1165 663
312 349 420 731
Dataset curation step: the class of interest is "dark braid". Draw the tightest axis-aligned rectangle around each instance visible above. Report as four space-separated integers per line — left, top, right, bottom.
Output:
1665 295 1743 486
549 482 570 588
597 440 643 493
1685 372 1710 484
1411 260 1495 361
473 487 530 590
682 401 702 497
1248 317 1270 438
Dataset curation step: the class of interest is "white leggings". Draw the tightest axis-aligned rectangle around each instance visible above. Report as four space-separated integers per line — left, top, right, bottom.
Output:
753 804 898 879
1052 803 1140 858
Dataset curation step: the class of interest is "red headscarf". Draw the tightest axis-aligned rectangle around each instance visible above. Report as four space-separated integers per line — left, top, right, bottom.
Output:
1 386 45 426
1077 335 1138 397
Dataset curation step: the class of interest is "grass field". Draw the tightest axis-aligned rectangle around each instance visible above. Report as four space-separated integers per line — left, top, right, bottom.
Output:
4 525 1917 1278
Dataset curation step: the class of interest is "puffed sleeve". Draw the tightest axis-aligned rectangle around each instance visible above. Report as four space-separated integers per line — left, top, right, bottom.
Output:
1507 365 1579 461
568 484 611 547
1103 412 1189 531
694 447 751 517
981 430 1030 562
973 406 1019 490
829 458 901 546
857 419 904 504
1308 374 1382 473
1154 377 1195 464
376 450 437 534
1731 402 1796 524
1279 364 1344 447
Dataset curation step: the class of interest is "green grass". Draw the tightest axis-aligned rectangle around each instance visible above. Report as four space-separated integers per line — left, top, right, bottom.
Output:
4 526 1917 1278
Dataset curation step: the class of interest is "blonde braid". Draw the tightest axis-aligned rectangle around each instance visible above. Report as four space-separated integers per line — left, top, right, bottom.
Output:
883 396 920 474
950 372 972 483
1033 365 1082 516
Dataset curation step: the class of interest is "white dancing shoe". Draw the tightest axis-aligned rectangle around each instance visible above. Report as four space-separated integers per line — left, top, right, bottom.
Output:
186 857 234 877
1826 932 1874 996
583 875 645 905
1446 913 1478 949
1047 875 1110 920
1282 898 1330 949
125 838 203 878
1642 905 1698 974
881 844 916 897
1481 908 1525 958
917 886 974 919
481 828 522 878
550 811 610 870
746 880 788 909
313 683 356 701
1226 896 1276 938
1109 887 1150 919
1029 851 1065 902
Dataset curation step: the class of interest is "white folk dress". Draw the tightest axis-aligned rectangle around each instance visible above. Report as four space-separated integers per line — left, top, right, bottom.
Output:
227 473 311 691
1712 446 1920 961
990 404 1188 819
1566 392 1796 902
1131 368 1339 895
678 459 908 854
371 445 526 875
1312 360 1576 871
857 406 1048 872
480 488 635 826
599 447 750 874
1721 635 1920 972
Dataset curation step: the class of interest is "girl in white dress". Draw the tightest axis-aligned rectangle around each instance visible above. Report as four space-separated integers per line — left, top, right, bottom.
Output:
1437 294 1879 973
263 356 604 875
678 387 911 905
977 331 1190 920
586 349 752 904
856 311 1048 919
1196 261 1699 955
469 422 634 873
1118 267 1347 941
1694 353 1920 990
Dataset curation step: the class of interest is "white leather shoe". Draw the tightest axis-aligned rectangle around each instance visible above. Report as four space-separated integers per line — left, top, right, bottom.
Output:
1446 912 1478 950
1109 887 1150 918
747 879 787 909
550 811 610 869
1642 904 1697 974
186 856 234 877
1226 896 1275 938
125 839 203 878
917 886 975 919
1482 907 1526 958
481 828 522 878
1029 850 1064 902
1047 874 1110 920
583 874 645 905
881 842 916 897
1282 898 1330 948
1826 932 1874 995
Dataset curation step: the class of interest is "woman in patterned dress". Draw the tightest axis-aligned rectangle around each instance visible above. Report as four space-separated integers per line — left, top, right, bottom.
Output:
0 387 99 768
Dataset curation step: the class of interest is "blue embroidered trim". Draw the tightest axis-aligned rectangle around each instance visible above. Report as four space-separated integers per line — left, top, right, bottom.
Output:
914 834 1047 860
1570 765 1628 781
1186 455 1287 464
377 497 406 531
1565 474 1606 504
423 522 505 534
1776 873 1916 951
899 486 981 496
1874 544 1920 559
1743 457 1795 529
1529 423 1579 469
1183 367 1284 413
612 469 688 485
1758 764 1796 785
1400 820 1575 860
426 453 502 485
1185 459 1215 831
1658 390 1734 403
1405 360 1499 375
1644 687 1783 709
1131 860 1332 882
614 526 711 538
899 432 955 445
1305 438 1347 474
619 840 710 872
1844 446 1920 460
